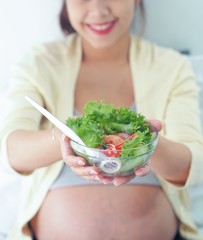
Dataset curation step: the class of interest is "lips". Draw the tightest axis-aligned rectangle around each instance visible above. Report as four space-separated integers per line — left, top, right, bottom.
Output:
86 20 116 35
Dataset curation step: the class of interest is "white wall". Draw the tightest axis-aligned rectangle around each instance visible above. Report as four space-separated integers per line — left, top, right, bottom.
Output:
0 0 64 121
0 0 63 92
142 0 203 55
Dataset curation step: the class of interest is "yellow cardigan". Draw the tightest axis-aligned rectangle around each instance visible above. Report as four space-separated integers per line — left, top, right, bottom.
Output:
1 34 203 240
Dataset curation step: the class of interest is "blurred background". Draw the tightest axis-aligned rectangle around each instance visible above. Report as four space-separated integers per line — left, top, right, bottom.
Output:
141 0 203 55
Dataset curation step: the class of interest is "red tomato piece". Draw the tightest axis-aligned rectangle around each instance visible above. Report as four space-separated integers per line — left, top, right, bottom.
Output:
103 141 124 157
128 133 138 140
104 135 124 145
115 142 124 150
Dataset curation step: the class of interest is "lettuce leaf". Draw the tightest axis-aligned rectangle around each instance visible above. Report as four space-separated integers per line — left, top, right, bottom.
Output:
66 116 105 148
66 100 152 150
120 131 152 158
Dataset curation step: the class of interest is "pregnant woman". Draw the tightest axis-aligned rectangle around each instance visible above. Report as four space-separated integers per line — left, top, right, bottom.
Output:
1 0 203 239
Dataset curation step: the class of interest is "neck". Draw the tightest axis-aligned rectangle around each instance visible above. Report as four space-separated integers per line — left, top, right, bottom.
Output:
81 35 131 63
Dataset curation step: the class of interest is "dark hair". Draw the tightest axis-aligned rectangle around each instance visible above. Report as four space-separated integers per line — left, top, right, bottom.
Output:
140 1 146 28
59 1 76 35
135 0 146 36
59 0 145 35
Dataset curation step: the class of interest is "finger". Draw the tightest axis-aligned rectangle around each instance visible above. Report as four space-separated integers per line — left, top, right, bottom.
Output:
70 165 102 177
112 173 135 186
60 135 87 167
63 155 87 167
82 175 103 182
147 119 162 132
102 177 114 185
134 162 151 176
60 134 74 156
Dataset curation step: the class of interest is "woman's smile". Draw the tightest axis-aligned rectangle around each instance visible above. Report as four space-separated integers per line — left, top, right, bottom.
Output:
85 20 117 35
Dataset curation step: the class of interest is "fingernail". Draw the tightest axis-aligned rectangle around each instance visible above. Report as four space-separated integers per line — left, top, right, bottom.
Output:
135 169 144 175
114 181 122 187
94 176 101 181
103 179 111 185
89 169 98 175
77 160 85 166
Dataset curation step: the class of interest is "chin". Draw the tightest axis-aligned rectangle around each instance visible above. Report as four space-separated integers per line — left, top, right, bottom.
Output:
87 37 121 49
90 42 115 49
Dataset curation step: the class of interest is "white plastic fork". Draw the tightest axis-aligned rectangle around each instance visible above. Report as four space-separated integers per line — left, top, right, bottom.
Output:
25 96 85 145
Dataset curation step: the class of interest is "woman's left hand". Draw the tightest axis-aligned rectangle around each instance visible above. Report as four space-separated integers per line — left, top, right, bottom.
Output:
112 119 162 186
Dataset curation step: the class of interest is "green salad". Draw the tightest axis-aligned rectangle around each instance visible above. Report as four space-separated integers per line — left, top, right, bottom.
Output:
66 101 154 159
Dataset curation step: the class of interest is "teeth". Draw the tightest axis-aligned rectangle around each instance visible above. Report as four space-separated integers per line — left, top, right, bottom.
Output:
91 23 111 31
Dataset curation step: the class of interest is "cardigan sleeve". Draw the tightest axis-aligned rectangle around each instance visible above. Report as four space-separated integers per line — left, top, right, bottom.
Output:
131 38 203 187
0 35 79 176
164 57 203 187
0 46 54 175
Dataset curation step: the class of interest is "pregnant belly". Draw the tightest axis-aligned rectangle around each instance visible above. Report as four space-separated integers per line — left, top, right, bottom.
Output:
30 185 178 240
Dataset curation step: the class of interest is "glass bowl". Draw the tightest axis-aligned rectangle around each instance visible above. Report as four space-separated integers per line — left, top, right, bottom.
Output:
70 131 158 177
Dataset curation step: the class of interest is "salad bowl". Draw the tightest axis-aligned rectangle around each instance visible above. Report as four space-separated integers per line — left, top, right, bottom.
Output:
66 100 159 177
70 130 158 177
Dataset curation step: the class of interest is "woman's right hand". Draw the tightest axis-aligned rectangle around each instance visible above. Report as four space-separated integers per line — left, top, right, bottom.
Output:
59 133 113 183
